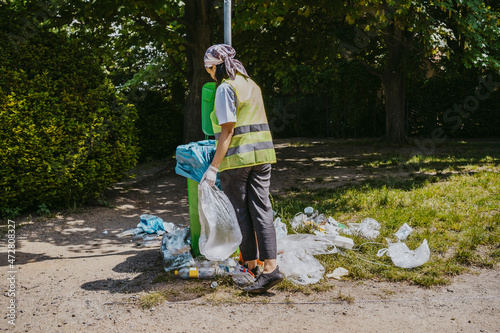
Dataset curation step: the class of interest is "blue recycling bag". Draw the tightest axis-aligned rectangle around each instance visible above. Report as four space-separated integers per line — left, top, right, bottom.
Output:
137 214 165 234
175 140 220 188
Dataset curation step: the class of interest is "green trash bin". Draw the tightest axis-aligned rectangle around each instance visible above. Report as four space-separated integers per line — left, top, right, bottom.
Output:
188 178 201 257
187 82 217 257
201 82 216 138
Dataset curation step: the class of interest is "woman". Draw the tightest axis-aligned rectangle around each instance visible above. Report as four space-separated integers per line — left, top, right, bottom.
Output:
200 44 283 294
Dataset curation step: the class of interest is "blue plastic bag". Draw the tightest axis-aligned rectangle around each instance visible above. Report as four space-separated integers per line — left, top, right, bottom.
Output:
137 214 165 234
161 227 194 272
175 140 220 187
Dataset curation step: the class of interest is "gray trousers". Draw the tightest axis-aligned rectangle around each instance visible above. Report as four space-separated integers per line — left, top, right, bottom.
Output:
219 163 277 261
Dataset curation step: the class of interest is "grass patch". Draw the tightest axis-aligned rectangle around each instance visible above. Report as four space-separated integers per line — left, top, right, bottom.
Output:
273 141 500 287
139 288 180 309
335 291 355 304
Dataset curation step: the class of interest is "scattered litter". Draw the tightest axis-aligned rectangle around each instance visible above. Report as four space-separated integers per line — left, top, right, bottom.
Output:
138 214 175 234
344 218 381 239
395 223 413 241
141 234 161 247
304 206 314 216
161 228 194 272
274 217 288 239
102 230 108 234
279 234 354 254
231 266 255 286
211 281 218 288
328 217 347 230
198 181 242 261
377 239 430 268
278 248 324 285
117 227 143 238
326 267 349 280
117 214 178 247
277 234 354 285
171 256 254 286
174 266 219 279
291 212 343 235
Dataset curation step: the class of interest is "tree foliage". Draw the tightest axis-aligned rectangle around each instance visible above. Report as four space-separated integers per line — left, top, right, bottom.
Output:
339 0 500 143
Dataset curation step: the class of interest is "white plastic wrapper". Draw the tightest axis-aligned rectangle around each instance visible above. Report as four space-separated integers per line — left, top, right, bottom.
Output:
274 217 288 239
395 223 413 241
344 217 381 239
276 234 350 285
377 239 430 268
326 267 349 280
198 182 242 261
277 248 325 285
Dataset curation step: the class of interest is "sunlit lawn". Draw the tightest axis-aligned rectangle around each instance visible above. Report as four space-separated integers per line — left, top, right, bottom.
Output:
273 140 500 289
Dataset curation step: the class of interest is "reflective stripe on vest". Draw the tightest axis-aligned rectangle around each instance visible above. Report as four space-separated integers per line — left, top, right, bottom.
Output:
212 75 276 172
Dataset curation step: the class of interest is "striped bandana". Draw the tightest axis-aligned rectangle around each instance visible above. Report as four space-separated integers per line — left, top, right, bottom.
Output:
204 44 249 80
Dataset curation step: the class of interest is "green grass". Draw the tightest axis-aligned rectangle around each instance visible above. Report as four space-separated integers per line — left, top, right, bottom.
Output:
272 141 500 287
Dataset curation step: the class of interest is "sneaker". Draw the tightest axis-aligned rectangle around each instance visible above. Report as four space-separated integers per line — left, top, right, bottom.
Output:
242 266 284 294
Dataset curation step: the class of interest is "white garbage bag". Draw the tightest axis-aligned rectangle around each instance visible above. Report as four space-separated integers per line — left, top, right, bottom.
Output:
198 182 242 261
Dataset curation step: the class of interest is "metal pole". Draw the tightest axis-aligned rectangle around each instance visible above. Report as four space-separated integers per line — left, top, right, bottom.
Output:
224 0 231 45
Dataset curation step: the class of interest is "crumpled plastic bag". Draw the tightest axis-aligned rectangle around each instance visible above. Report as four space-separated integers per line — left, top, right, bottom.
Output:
274 217 288 239
175 140 221 188
344 217 381 239
198 181 242 261
278 234 340 256
395 223 413 241
377 239 430 268
137 214 177 234
137 214 165 234
277 248 325 285
291 213 307 230
326 267 349 280
276 234 343 285
161 228 194 272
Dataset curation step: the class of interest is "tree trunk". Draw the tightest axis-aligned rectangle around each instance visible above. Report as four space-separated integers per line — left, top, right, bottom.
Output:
183 0 215 143
382 24 408 144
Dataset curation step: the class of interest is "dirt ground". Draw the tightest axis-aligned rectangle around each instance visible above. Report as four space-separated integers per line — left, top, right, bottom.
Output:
2 139 499 333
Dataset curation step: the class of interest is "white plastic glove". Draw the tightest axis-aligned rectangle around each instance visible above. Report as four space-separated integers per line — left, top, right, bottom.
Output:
200 165 218 187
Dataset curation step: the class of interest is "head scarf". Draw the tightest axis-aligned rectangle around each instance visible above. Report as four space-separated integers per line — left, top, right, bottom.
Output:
204 44 249 80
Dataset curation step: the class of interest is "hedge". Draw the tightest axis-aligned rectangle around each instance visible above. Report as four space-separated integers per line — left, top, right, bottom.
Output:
0 31 138 217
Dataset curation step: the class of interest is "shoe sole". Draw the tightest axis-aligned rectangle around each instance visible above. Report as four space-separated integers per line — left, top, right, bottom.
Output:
246 276 284 294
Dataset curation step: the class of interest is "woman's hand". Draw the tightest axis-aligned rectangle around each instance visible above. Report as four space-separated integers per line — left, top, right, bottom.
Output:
201 165 219 187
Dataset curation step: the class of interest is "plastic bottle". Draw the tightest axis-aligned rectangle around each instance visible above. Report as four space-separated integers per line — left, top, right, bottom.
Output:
174 267 220 279
117 227 143 238
231 266 255 286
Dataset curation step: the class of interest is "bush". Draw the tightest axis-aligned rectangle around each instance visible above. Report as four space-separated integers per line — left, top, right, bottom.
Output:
0 31 138 216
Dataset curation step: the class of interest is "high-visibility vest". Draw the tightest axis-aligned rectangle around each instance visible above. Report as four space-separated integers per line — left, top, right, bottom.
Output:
211 74 276 172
